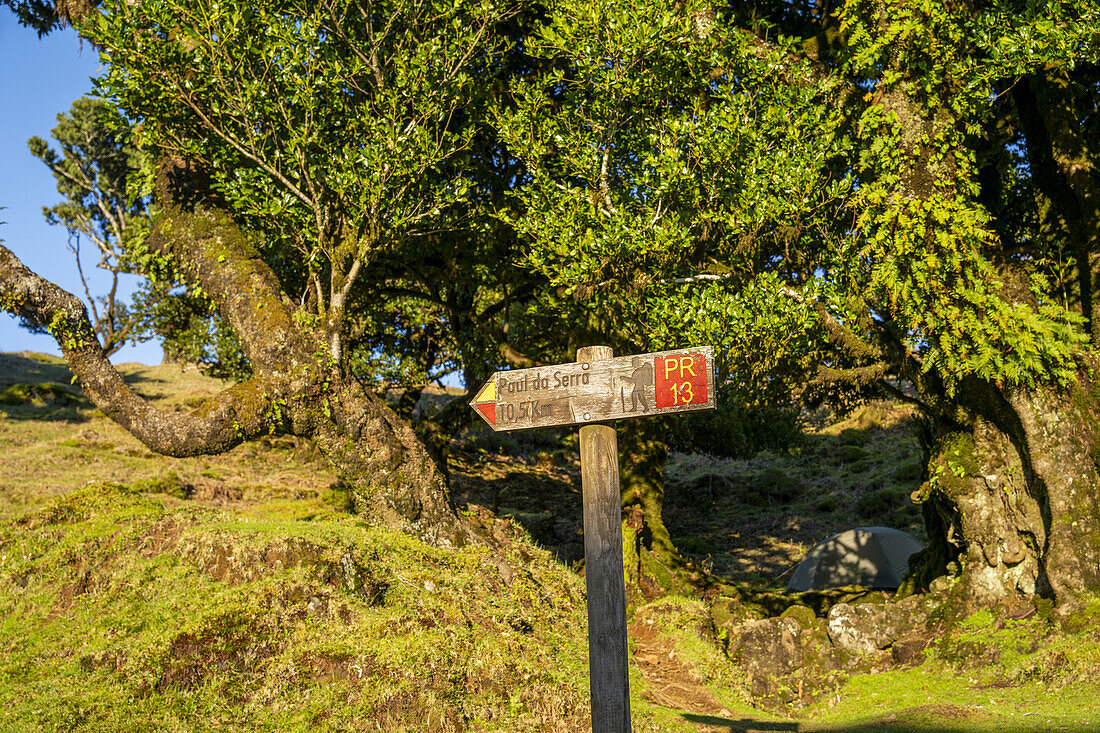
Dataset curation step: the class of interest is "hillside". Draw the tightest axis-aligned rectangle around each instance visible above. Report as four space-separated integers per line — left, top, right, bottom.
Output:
2 352 1100 732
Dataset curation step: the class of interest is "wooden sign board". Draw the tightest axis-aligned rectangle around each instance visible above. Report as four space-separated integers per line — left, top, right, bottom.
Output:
470 346 715 431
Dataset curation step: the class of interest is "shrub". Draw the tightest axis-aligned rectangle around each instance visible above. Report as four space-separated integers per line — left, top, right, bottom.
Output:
670 401 802 459
754 467 804 504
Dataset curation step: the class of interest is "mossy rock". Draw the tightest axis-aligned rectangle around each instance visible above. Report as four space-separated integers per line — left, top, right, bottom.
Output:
728 614 847 711
710 595 766 643
1058 597 1100 633
848 591 889 606
780 604 819 629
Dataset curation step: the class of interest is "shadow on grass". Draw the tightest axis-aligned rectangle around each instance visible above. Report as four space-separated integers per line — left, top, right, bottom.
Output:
0 354 87 422
685 714 1100 732
119 364 177 399
0 353 178 422
0 352 75 387
812 727 1097 733
0 402 90 423
455 468 584 567
683 713 797 730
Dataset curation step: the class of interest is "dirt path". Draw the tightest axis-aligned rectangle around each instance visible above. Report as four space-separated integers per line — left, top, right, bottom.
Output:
630 619 797 733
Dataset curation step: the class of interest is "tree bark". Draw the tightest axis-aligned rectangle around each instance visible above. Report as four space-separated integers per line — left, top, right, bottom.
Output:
913 374 1100 612
309 379 467 546
619 419 705 602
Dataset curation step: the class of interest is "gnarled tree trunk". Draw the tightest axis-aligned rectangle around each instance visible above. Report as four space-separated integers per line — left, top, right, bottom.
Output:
914 374 1100 612
619 419 707 603
0 159 467 547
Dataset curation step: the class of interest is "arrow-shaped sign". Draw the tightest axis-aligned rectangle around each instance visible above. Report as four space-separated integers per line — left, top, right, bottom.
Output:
470 346 715 431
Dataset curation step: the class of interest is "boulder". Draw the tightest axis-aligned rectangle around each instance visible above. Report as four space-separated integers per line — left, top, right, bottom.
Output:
731 617 805 696
826 597 921 654
728 611 847 706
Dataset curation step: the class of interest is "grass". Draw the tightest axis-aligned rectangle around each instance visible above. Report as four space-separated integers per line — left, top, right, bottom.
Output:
0 352 335 518
803 667 1100 731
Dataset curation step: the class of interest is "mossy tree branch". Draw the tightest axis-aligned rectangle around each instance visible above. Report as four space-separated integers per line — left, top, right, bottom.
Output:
0 242 291 456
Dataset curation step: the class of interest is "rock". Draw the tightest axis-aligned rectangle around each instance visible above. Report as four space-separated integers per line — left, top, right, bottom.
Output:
728 612 847 707
340 552 361 594
891 637 930 666
710 596 765 640
718 595 942 710
306 595 328 617
494 559 514 585
780 604 818 629
826 598 921 654
929 575 953 595
731 617 804 695
827 603 874 654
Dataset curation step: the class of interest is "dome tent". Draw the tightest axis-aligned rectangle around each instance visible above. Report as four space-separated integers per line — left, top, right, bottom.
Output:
785 526 925 593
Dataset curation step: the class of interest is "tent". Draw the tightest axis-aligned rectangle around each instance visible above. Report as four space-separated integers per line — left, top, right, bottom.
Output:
785 526 925 592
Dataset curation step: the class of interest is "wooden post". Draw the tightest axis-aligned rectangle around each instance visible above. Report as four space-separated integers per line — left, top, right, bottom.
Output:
469 343 714 731
577 345 631 733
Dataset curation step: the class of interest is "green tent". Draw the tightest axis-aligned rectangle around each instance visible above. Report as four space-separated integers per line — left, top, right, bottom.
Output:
785 527 924 592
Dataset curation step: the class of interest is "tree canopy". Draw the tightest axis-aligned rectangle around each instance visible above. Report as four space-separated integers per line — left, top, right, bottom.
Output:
498 0 1098 399
26 96 147 357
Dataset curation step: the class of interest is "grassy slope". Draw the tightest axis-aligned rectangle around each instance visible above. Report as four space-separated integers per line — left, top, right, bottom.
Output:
663 402 926 587
0 482 595 731
0 354 591 731
2 353 1100 731
0 353 334 517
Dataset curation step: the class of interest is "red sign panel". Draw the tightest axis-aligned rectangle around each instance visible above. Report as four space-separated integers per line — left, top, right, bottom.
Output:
654 353 708 409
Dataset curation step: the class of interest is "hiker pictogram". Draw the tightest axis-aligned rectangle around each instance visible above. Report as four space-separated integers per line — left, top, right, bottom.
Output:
618 356 654 413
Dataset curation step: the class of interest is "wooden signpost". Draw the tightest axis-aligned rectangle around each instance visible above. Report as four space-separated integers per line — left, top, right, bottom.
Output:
470 345 716 733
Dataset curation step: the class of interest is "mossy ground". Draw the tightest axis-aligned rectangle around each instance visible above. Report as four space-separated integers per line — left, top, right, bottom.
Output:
3 353 1100 731
0 481 598 731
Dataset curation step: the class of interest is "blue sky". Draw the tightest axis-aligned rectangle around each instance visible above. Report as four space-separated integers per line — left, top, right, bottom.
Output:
1 12 162 364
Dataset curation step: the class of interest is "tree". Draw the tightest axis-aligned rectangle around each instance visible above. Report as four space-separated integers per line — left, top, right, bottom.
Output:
5 0 63 34
492 0 845 594
26 96 148 358
494 0 1100 610
1 0 537 545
